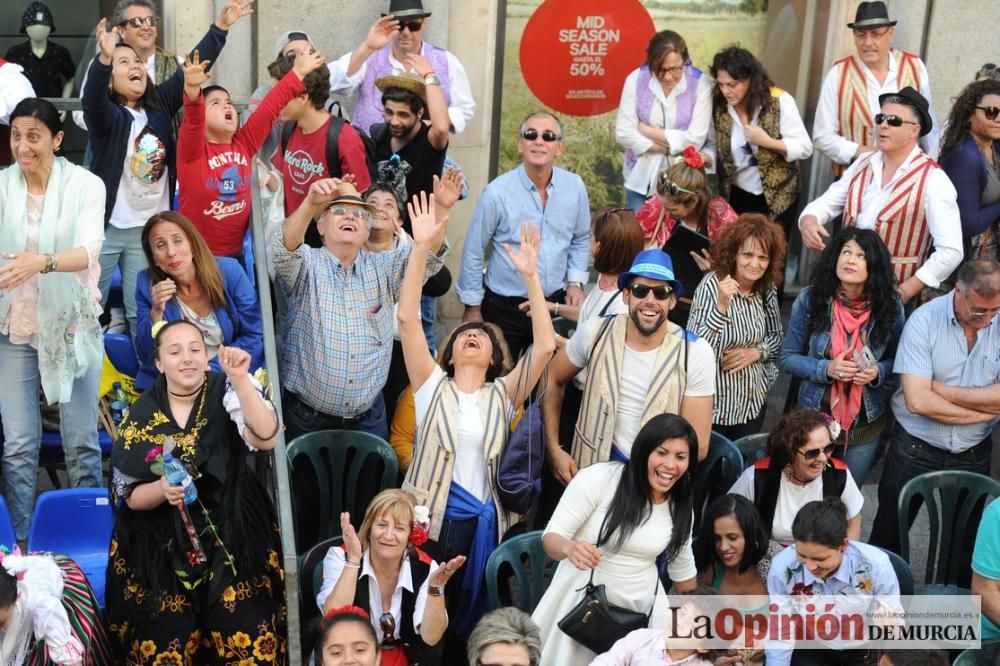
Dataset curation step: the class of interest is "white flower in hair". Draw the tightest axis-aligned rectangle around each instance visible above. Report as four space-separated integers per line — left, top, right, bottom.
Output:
825 415 842 440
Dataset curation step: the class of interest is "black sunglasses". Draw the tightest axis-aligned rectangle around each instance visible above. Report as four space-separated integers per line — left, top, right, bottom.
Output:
976 105 1000 121
379 612 396 647
399 20 424 32
874 113 920 128
628 283 673 300
119 15 159 28
657 175 696 198
520 128 561 142
796 443 835 461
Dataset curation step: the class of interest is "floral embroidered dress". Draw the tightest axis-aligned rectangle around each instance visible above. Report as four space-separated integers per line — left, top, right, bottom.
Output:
106 372 286 665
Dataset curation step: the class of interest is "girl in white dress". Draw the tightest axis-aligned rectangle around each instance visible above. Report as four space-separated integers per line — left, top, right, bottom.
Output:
531 413 700 666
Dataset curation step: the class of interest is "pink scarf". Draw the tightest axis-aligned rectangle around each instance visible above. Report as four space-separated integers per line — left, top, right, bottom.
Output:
830 292 871 438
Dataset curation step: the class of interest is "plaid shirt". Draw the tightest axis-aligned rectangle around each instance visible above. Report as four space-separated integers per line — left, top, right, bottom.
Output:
271 231 447 417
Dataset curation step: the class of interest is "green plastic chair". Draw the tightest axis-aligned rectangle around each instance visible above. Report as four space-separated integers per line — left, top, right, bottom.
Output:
732 432 769 468
897 470 1000 594
693 432 744 532
953 640 1000 665
286 429 399 555
298 536 343 654
484 530 553 613
551 316 576 339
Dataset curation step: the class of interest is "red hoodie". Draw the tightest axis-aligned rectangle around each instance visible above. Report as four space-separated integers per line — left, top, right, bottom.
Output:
177 71 305 256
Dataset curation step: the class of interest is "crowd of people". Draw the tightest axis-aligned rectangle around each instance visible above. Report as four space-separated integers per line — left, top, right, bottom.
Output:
0 0 999 664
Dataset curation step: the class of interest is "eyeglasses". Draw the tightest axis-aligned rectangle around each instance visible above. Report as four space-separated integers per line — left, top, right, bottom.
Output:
399 20 424 32
796 443 835 461
975 106 1000 121
657 174 696 198
628 283 673 300
656 65 686 78
328 206 371 221
874 113 920 128
853 27 891 40
741 142 759 167
119 16 159 28
520 129 561 142
378 612 396 647
957 287 1000 320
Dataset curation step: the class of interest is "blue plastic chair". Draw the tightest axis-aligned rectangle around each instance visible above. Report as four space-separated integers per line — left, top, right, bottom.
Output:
0 497 16 549
39 429 113 489
104 332 139 378
485 530 553 613
693 432 744 531
27 488 114 607
732 432 769 468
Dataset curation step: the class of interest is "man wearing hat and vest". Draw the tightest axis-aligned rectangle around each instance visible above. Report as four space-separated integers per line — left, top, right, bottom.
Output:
540 249 716 486
271 176 450 441
371 68 449 205
813 1 938 169
800 87 961 305
328 0 475 135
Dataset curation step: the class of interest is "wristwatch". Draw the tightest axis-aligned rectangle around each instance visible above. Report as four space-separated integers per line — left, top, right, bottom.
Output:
566 281 583 290
428 584 446 597
423 73 442 86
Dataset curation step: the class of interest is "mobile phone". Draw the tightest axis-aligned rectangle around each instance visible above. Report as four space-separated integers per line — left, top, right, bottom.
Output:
853 345 877 372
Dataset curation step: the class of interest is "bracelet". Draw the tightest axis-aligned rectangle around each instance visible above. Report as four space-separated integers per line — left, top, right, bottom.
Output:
245 410 282 442
554 303 559 317
343 561 360 569
40 254 56 274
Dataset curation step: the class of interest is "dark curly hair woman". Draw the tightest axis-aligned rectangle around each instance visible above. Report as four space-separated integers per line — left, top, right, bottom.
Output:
938 78 1000 263
779 228 904 485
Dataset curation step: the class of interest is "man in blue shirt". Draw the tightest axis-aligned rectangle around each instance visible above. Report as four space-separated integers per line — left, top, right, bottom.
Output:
973 498 1000 642
870 259 1000 554
457 111 591 359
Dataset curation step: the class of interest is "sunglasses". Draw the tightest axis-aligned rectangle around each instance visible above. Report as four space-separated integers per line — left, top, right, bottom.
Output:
379 612 396 647
399 20 424 32
119 16 158 28
796 443 835 461
874 113 920 128
328 206 371 220
520 129 561 143
657 176 696 198
976 105 1000 121
628 283 673 300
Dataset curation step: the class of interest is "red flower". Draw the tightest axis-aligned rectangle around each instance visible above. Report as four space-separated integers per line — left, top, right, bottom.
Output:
791 582 814 597
410 524 429 547
145 447 163 465
187 549 206 567
681 145 704 170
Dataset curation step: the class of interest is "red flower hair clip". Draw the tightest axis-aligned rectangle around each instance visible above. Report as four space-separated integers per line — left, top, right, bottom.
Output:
678 146 704 170
410 504 431 547
324 605 370 622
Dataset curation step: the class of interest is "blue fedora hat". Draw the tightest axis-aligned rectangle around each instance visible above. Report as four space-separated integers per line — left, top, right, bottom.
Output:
617 249 683 297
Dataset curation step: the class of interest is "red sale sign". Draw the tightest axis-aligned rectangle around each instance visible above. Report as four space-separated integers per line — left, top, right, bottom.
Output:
518 0 655 117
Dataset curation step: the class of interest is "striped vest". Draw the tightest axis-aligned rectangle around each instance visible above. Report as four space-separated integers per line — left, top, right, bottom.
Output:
353 43 452 135
835 50 922 153
572 315 689 469
624 65 703 171
714 87 799 217
402 376 516 541
843 151 938 283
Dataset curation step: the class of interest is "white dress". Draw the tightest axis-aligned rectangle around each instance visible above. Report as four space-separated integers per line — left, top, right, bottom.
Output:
531 463 698 666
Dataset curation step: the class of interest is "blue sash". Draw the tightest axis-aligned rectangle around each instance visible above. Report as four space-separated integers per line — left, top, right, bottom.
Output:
610 445 629 462
443 482 497 635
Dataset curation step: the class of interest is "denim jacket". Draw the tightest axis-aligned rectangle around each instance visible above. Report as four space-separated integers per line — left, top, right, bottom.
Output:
779 286 904 423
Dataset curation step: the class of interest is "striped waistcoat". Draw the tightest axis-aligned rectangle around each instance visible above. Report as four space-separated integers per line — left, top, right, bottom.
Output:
843 151 939 283
572 315 688 469
402 376 516 541
835 50 922 152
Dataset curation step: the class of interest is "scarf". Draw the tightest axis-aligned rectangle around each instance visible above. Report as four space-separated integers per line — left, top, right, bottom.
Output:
0 157 103 404
829 291 871 438
443 482 497 636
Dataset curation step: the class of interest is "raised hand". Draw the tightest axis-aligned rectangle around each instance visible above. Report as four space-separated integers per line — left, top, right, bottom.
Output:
716 274 741 314
215 0 254 30
150 278 177 321
432 167 463 210
428 555 467 588
340 512 363 563
408 191 447 246
180 50 212 89
503 222 540 277
306 177 352 208
363 16 400 51
218 344 251 380
293 48 326 80
95 19 120 64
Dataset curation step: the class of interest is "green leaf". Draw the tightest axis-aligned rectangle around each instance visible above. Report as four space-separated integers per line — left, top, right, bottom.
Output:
175 569 189 579
150 462 164 476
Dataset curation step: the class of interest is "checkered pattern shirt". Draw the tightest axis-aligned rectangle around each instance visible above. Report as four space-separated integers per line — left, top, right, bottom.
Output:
271 231 447 417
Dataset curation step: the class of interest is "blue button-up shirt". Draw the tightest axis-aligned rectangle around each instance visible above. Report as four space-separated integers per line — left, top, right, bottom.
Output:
892 292 1000 452
456 164 591 304
271 231 446 417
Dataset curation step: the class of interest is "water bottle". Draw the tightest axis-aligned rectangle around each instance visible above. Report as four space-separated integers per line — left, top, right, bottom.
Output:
110 381 129 425
162 452 198 505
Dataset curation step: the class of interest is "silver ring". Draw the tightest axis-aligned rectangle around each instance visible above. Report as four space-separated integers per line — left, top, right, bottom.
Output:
838 372 844 380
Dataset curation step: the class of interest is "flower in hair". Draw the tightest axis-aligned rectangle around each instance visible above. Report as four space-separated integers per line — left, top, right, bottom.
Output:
0 545 26 581
678 145 704 170
821 412 842 440
325 605 370 622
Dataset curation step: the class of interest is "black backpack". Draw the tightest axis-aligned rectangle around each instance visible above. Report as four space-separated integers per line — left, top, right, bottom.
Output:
279 115 377 183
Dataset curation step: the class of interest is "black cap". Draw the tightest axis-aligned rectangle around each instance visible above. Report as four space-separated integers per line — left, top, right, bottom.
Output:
879 86 933 137
382 0 431 20
847 1 897 30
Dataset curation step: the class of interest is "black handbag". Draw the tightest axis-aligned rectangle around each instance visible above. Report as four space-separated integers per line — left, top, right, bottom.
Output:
557 567 657 654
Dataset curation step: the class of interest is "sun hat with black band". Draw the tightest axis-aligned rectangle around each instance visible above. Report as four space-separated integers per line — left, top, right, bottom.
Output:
879 86 933 137
375 71 428 106
382 0 432 19
272 30 313 58
326 183 377 212
846 1 897 30
617 248 684 297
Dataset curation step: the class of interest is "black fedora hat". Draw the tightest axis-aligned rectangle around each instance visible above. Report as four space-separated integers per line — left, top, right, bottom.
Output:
847 1 897 30
382 0 431 20
879 86 933 137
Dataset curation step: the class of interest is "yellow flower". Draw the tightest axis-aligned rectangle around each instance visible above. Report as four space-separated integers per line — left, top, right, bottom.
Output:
267 551 280 570
222 586 237 603
856 576 874 593
253 631 277 661
232 631 252 649
239 660 256 666
152 651 184 666
211 631 225 654
185 629 201 655
140 640 157 658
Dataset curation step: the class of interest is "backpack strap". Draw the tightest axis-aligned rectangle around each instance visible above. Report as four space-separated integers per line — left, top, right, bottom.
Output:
821 461 848 499
597 289 623 317
326 117 346 179
279 120 296 156
752 457 780 536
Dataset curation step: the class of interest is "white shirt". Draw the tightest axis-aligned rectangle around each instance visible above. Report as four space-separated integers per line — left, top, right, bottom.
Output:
565 317 716 453
573 284 628 389
0 62 35 125
813 52 938 164
329 44 476 134
728 465 865 545
716 91 813 196
315 547 441 639
798 145 962 288
108 107 170 229
615 67 713 195
414 365 513 502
